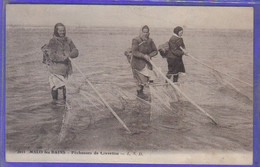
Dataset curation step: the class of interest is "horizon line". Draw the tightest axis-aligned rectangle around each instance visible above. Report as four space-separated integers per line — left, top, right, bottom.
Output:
5 25 253 31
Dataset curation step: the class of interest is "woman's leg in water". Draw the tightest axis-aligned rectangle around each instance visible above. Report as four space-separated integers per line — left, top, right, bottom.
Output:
137 85 144 95
51 87 58 100
173 74 179 82
62 86 66 100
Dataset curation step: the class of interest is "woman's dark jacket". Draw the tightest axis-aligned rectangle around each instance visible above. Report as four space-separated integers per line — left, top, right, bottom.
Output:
131 36 158 71
166 35 186 74
43 36 79 77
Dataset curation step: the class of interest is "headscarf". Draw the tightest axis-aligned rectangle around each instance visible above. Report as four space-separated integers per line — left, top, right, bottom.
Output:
53 23 66 38
173 26 183 36
52 23 72 76
139 25 150 41
141 25 149 32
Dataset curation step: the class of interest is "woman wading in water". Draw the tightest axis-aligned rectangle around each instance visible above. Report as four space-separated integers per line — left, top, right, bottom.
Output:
159 26 188 83
131 25 158 100
41 23 79 101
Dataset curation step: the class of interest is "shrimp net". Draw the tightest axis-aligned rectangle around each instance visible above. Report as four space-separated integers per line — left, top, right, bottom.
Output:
57 56 253 139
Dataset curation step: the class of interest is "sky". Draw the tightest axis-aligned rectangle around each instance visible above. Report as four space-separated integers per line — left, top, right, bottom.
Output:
6 5 253 30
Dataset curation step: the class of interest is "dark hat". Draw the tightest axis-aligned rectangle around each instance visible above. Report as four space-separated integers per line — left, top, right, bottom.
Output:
54 23 66 37
173 26 183 35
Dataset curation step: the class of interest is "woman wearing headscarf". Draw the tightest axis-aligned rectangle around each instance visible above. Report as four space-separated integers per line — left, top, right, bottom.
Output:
42 23 79 100
131 25 158 98
166 26 188 82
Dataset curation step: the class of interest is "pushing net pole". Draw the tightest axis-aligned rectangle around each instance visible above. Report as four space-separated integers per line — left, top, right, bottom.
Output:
69 58 131 132
180 47 253 87
149 60 218 125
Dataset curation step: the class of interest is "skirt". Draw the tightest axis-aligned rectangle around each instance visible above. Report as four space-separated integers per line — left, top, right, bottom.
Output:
49 74 67 90
132 65 156 86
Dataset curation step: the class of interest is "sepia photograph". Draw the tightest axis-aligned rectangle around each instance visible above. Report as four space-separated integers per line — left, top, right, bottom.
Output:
5 4 253 164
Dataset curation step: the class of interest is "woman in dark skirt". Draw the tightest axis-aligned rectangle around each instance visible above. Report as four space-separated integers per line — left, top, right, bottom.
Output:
166 26 188 82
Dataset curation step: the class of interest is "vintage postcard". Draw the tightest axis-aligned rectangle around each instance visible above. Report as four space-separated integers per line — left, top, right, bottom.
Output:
5 4 253 164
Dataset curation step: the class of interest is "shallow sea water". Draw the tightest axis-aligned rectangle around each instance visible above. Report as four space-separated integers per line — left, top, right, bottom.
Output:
5 26 253 152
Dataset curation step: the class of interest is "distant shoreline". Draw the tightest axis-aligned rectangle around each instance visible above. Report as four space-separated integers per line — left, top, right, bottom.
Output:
5 25 253 32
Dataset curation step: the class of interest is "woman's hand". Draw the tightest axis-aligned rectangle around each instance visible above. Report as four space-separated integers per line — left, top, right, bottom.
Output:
144 55 151 62
183 50 189 56
180 47 189 56
63 51 70 59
